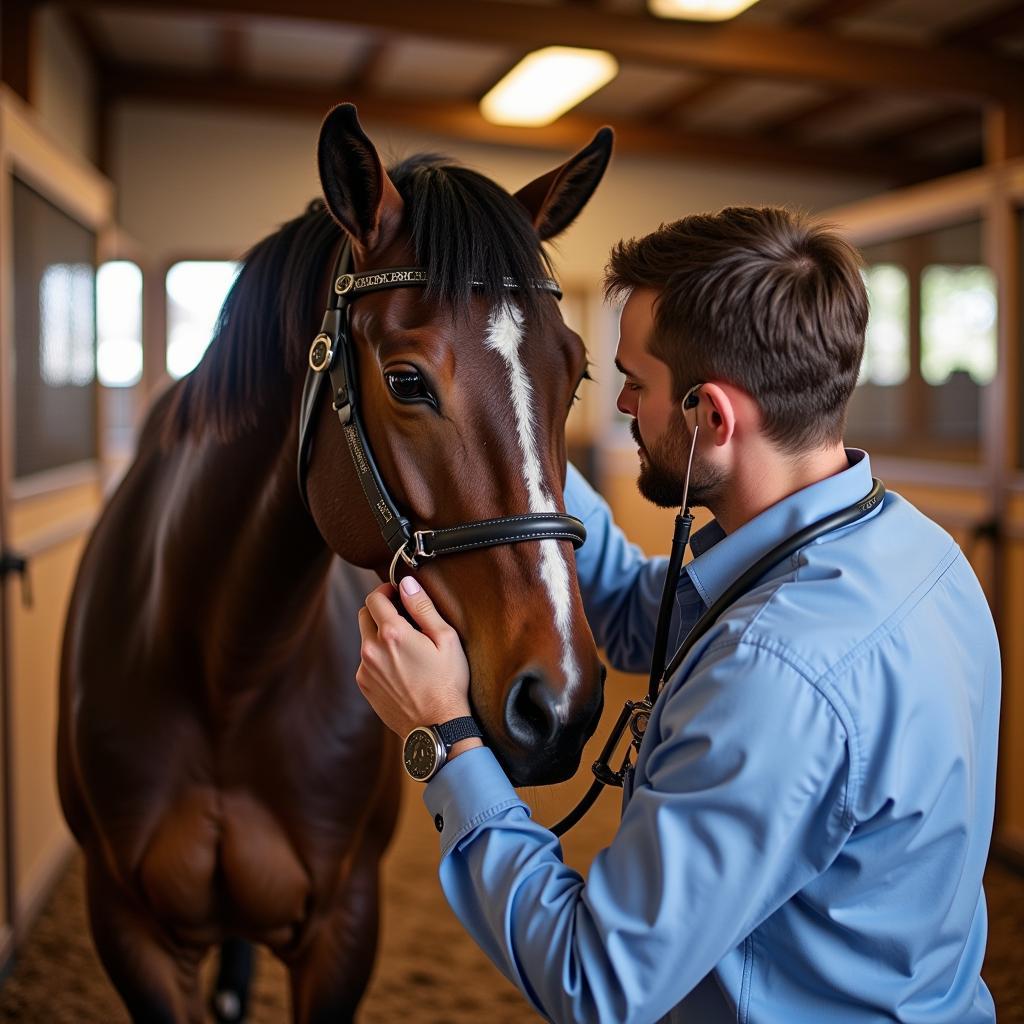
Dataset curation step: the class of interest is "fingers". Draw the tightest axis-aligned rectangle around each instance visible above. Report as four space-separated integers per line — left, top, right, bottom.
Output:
364 585 405 637
398 575 456 645
357 606 374 642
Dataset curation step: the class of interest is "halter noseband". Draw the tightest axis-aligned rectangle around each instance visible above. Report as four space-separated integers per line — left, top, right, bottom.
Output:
296 242 587 586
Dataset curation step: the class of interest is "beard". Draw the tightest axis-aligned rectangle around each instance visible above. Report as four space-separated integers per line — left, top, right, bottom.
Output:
630 411 726 510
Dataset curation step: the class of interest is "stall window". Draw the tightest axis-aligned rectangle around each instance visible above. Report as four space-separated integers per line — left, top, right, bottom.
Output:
165 260 240 380
97 260 144 458
96 261 143 387
845 220 993 462
847 264 910 443
12 177 97 479
921 264 996 444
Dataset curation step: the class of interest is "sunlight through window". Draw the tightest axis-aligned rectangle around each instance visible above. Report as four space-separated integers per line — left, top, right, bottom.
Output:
921 265 997 386
40 262 95 387
97 261 143 387
860 264 909 386
166 260 240 380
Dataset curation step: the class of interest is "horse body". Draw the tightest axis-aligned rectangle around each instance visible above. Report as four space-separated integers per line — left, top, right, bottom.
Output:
59 106 612 1022
61 384 396 1018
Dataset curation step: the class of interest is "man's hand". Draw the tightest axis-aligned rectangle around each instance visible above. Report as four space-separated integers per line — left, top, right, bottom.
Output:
356 576 474 742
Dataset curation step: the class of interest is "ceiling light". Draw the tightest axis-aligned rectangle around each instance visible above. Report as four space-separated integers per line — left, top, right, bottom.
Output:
480 47 618 127
648 0 761 21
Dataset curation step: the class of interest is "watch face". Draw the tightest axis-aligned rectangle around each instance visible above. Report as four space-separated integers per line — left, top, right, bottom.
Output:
404 728 441 782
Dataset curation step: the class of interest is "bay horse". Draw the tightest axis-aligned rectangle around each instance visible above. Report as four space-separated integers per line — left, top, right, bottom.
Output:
58 104 612 1023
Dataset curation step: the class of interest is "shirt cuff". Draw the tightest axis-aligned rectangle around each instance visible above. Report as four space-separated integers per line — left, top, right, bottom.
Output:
423 746 525 857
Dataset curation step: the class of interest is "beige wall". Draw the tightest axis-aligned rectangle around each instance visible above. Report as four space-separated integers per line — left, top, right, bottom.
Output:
31 7 97 167
6 481 101 935
109 102 883 281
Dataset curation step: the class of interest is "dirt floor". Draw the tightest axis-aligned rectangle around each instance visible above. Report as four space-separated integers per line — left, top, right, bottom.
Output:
1 669 1022 1022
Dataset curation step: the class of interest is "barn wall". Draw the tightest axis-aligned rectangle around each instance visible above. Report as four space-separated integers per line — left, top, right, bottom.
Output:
108 101 883 282
31 8 97 167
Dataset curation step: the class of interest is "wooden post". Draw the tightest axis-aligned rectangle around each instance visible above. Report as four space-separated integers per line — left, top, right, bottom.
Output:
983 105 1023 846
0 3 35 105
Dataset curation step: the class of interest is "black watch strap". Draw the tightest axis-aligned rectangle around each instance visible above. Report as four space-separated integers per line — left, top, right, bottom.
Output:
435 716 482 751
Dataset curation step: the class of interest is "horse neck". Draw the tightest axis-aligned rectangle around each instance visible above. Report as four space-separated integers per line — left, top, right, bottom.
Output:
180 412 335 699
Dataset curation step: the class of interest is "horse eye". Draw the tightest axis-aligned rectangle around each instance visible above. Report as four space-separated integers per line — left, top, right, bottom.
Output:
385 370 432 405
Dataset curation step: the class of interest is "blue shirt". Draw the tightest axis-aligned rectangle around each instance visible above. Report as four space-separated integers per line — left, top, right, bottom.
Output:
424 451 1000 1023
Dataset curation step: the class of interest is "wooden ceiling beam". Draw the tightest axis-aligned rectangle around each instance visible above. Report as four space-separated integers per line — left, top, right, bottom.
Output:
793 0 886 29
74 0 1024 102
753 1 1018 150
216 17 248 77
1 2 37 102
342 38 389 93
642 75 730 123
99 63 956 182
755 89 862 137
862 109 979 153
942 2 1024 49
640 0 885 125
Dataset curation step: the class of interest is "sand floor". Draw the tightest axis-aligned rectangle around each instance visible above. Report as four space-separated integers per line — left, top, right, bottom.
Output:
1 668 1022 1022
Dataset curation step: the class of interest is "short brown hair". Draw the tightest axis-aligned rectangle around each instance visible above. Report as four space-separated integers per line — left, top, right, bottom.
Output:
605 206 868 453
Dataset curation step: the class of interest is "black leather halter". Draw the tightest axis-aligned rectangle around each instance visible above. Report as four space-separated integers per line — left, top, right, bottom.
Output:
297 242 587 586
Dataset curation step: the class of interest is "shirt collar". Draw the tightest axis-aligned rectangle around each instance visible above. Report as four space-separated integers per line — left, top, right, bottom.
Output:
684 449 876 609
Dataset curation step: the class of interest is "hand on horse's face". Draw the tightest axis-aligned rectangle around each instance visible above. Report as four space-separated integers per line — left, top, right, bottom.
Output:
357 579 472 741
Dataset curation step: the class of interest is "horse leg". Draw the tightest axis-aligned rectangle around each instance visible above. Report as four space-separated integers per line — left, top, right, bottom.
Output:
85 856 204 1024
288 851 384 1024
209 938 255 1023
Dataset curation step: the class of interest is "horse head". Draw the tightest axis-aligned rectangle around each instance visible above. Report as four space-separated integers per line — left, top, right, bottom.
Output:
305 105 612 786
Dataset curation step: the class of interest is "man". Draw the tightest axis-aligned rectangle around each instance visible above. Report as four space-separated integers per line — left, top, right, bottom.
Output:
356 206 1000 1023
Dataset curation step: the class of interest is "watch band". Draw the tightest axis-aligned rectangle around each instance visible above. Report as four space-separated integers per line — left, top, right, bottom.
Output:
434 716 482 750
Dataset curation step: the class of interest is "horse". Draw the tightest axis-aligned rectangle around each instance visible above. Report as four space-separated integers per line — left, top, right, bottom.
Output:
58 103 613 1023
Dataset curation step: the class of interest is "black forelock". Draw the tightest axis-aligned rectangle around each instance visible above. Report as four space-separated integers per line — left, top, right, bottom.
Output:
387 153 553 321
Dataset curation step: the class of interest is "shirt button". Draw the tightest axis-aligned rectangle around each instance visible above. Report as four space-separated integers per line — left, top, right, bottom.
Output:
434 813 444 833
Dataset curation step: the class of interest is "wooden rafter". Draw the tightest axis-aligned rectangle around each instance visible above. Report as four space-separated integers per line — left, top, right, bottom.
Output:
342 38 389 93
756 90 862 138
641 0 884 128
216 17 247 76
98 62 961 182
943 1 1024 49
1 2 36 102
72 0 1024 102
642 76 728 123
758 2 1024 152
793 0 886 29
862 109 979 153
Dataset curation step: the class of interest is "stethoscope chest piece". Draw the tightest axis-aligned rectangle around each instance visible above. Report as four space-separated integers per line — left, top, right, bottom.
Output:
629 703 650 744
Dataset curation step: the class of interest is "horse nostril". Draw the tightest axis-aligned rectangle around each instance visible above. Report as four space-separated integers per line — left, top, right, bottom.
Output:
504 669 560 749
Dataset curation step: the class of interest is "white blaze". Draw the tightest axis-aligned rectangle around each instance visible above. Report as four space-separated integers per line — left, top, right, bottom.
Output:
485 304 579 692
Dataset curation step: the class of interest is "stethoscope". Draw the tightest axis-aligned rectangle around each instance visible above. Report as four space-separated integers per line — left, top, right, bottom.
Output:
550 385 885 837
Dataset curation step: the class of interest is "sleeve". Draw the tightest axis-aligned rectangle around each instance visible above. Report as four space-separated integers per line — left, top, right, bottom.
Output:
424 639 853 1024
564 463 702 673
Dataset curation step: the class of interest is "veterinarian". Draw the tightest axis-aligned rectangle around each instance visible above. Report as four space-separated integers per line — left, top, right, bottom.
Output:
356 206 999 1023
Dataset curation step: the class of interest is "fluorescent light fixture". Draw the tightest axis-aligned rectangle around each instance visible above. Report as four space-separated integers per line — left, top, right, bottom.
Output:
480 47 618 127
648 0 761 20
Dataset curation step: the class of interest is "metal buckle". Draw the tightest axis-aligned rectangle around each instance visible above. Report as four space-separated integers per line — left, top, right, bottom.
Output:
335 273 355 295
308 333 333 373
388 531 435 588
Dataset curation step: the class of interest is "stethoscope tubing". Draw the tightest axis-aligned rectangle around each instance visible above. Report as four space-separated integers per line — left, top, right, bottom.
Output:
550 476 886 837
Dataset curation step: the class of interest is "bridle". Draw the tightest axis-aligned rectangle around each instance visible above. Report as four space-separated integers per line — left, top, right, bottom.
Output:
297 241 588 586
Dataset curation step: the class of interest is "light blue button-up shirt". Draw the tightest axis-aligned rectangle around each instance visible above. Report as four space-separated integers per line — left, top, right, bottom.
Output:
424 451 999 1023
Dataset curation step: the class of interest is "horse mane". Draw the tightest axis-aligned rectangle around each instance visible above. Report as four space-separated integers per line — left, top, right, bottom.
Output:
165 156 552 445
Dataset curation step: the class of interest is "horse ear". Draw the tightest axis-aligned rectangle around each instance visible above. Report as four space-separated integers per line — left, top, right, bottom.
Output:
514 127 613 242
317 103 404 256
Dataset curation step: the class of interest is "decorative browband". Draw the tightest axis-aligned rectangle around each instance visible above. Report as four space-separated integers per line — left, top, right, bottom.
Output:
335 269 562 299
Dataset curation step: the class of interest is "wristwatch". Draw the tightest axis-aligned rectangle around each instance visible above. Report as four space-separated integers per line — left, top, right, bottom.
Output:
403 716 483 782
